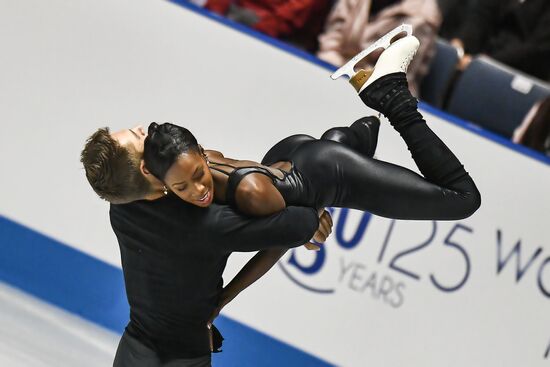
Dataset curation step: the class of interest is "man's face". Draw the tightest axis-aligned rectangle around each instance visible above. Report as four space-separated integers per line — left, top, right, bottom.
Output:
110 125 146 154
110 125 165 201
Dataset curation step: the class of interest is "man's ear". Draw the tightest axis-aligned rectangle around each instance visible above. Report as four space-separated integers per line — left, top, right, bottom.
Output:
140 159 151 177
140 160 164 192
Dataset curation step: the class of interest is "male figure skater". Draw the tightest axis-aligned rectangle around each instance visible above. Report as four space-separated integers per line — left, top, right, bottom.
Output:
80 125 331 366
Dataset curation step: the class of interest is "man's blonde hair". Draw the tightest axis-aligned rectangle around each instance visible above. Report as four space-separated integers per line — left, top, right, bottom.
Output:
80 128 152 204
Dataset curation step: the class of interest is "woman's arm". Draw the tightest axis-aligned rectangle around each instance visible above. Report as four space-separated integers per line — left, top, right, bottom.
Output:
207 247 287 326
233 170 328 244
207 210 333 326
235 174 287 216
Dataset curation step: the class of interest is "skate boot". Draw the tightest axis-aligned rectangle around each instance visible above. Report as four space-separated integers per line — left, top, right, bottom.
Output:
330 24 414 89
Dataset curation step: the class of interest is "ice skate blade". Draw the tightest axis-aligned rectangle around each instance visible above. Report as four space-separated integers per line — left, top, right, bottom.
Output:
330 24 413 80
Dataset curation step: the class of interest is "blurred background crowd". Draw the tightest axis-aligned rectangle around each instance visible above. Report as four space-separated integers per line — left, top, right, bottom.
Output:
186 0 550 156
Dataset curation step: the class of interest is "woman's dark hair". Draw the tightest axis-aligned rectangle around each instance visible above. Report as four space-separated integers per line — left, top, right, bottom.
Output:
143 122 200 180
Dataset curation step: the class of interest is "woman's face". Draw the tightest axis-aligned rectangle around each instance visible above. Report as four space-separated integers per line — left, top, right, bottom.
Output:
163 151 214 207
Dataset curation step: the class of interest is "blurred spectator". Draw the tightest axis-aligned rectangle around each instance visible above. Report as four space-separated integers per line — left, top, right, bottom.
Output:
317 0 442 95
436 0 478 40
205 0 332 51
513 97 550 155
450 0 550 80
189 0 209 6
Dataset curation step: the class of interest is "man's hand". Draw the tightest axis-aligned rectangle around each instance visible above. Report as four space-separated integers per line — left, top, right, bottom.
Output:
304 242 321 250
304 209 332 250
313 209 333 242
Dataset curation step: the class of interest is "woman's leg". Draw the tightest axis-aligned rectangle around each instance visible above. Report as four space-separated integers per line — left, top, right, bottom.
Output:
261 134 315 165
261 116 380 165
359 72 478 200
320 116 380 157
295 138 480 220
324 35 479 219
292 73 480 220
354 71 480 218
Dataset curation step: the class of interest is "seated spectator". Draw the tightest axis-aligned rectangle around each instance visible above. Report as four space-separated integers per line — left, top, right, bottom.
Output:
205 0 332 52
436 0 478 40
450 0 550 80
513 97 550 156
317 0 442 96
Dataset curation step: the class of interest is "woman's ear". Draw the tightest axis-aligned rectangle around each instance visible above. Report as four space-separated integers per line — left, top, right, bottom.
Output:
198 145 209 162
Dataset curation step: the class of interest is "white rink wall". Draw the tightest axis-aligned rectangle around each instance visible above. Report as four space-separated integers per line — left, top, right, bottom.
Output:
0 0 549 366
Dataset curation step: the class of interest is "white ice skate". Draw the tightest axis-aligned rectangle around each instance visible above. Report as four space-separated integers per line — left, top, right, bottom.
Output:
357 35 420 93
330 24 413 81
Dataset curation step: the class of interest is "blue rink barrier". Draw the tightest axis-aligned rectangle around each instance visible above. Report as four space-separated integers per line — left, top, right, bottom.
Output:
0 215 333 366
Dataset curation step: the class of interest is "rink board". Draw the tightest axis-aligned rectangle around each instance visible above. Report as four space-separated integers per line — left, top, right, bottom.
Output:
0 0 549 366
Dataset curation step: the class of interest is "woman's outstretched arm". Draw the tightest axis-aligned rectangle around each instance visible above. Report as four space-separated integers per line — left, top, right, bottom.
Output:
208 210 332 325
207 247 287 326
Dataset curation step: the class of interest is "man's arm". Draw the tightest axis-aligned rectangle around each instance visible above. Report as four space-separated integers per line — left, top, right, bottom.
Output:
206 205 320 253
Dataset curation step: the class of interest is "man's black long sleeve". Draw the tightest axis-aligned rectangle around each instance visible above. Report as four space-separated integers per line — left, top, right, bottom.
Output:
204 205 319 253
109 195 318 360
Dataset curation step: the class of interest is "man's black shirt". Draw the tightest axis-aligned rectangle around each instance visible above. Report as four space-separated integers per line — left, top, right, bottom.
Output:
109 195 318 360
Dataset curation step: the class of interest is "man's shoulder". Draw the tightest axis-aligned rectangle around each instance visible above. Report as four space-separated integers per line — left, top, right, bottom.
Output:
109 197 232 231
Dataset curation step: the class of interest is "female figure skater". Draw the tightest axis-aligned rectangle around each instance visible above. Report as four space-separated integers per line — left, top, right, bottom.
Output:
144 34 481 322
144 35 480 221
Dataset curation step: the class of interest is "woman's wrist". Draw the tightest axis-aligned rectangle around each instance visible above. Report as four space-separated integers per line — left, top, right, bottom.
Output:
221 285 239 302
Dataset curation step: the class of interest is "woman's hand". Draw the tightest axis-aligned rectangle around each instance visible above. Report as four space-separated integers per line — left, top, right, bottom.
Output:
206 247 288 326
207 288 237 328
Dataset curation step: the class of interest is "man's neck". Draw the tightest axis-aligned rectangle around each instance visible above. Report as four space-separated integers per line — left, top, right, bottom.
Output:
143 191 166 201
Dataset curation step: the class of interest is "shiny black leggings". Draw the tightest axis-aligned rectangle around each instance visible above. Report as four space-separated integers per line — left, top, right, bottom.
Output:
262 84 480 221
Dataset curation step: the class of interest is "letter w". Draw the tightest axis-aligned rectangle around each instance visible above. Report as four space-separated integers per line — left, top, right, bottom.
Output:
496 229 543 282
